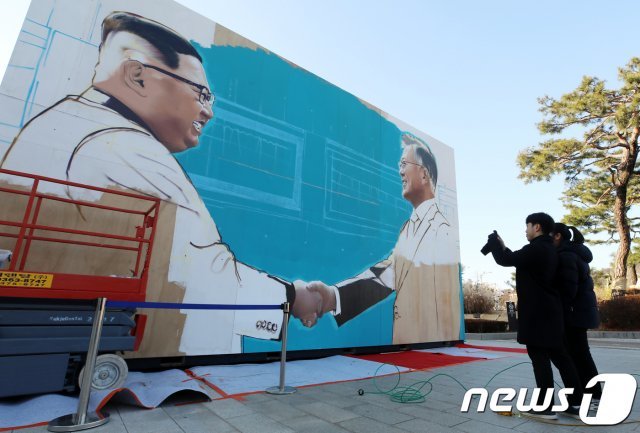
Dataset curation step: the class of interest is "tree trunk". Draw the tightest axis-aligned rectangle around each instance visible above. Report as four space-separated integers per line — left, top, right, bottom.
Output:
627 265 638 287
613 185 631 292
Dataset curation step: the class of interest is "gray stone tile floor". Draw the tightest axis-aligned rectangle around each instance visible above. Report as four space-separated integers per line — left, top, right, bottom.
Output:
11 339 640 432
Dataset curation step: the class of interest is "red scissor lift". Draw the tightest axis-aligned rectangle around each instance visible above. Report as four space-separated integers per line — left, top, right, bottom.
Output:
0 168 160 397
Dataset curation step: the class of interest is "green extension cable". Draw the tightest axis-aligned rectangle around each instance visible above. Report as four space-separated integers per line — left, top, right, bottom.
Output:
358 361 533 403
356 363 640 426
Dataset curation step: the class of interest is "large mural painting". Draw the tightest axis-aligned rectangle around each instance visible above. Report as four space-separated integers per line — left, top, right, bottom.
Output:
0 0 464 358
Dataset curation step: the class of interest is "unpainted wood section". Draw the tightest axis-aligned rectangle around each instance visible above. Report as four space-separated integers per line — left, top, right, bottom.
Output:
125 199 186 358
392 259 461 344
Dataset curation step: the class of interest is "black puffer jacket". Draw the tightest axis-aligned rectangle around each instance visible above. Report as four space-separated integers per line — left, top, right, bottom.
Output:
565 243 600 329
490 235 563 347
556 242 579 314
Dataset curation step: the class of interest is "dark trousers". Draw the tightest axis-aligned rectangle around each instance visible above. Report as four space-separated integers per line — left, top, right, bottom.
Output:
526 344 584 408
565 325 602 399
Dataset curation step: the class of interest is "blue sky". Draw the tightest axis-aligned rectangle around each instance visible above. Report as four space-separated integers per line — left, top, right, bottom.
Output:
1 0 638 289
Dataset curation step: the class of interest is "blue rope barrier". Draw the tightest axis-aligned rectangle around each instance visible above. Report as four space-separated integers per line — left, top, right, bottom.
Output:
106 300 283 310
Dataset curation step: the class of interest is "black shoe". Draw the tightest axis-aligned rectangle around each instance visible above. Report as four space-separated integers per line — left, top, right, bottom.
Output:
521 409 558 420
561 405 581 420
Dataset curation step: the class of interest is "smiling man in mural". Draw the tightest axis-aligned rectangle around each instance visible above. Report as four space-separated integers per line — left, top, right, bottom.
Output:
0 11 323 356
306 132 461 344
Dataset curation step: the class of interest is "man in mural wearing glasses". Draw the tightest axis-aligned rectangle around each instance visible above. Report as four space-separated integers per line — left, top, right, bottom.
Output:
0 12 322 356
305 133 461 344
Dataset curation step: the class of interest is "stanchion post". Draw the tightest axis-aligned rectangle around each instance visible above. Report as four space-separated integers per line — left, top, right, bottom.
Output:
48 298 110 432
266 302 296 395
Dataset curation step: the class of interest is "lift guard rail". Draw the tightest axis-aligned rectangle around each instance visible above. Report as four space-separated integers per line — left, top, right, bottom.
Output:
0 168 160 302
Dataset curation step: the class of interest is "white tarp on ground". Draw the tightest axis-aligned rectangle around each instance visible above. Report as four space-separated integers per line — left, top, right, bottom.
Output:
0 357 405 429
189 355 409 395
0 369 215 430
3 353 501 429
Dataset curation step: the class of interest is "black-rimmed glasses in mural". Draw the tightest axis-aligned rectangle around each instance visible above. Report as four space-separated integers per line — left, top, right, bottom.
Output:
141 63 214 106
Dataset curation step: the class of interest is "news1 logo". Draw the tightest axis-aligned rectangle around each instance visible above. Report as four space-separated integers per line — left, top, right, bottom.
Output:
460 373 637 425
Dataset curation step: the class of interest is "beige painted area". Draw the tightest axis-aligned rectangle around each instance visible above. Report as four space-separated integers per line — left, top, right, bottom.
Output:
213 24 262 51
213 24 306 72
0 181 186 357
392 259 461 344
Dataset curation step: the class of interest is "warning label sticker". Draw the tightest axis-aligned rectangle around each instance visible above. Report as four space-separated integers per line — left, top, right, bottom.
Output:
0 272 54 288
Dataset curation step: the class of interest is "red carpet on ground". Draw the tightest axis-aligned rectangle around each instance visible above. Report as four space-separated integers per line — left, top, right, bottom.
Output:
351 351 484 370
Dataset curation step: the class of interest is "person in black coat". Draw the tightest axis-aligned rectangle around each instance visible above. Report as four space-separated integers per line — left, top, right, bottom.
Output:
486 213 583 419
552 223 602 402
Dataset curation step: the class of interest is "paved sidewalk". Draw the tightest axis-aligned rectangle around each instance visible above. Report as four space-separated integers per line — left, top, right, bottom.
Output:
11 339 640 432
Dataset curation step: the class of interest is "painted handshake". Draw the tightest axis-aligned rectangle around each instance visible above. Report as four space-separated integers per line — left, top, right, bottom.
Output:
291 280 338 328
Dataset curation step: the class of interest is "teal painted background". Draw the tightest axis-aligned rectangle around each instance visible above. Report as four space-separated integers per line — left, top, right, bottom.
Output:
177 43 453 351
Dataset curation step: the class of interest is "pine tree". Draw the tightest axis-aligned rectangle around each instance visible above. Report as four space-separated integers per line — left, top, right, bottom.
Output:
518 58 640 292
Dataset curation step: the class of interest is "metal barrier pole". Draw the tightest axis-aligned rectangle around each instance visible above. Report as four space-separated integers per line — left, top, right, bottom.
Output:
266 302 296 395
48 298 110 432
